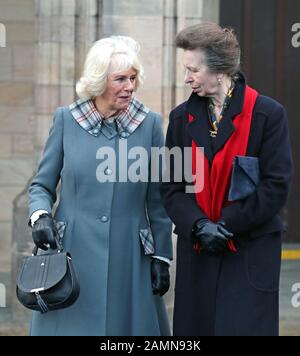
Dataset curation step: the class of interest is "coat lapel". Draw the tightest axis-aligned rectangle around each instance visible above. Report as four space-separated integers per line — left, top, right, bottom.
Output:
213 78 246 155
186 94 214 163
212 113 235 154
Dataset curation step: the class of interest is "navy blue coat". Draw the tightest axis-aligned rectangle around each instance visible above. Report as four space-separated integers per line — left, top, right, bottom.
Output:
160 75 293 336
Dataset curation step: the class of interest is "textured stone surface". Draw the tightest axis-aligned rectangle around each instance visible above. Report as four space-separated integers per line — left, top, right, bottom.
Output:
0 187 23 221
36 43 60 85
12 134 34 157
60 86 75 106
178 0 204 18
102 16 163 46
0 135 12 159
62 0 76 16
0 107 34 134
0 223 12 272
34 85 60 115
0 48 12 81
0 159 33 186
0 83 33 106
37 17 75 43
5 22 35 45
0 0 35 21
103 0 163 16
35 114 54 149
60 44 75 85
37 0 61 16
137 88 162 114
12 45 34 82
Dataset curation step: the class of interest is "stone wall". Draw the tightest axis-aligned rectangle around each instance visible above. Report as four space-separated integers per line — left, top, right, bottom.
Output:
0 0 35 274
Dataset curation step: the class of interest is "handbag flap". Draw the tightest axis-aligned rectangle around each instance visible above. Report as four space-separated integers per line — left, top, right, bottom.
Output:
228 156 260 201
17 252 68 293
236 155 260 185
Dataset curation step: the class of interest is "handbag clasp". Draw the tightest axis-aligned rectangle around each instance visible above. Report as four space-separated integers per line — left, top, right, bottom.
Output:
30 287 45 293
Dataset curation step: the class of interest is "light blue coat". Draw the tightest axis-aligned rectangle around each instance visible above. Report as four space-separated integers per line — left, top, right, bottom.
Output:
28 105 172 336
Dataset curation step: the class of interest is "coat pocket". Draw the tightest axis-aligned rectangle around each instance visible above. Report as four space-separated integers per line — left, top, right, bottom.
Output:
139 227 155 255
246 231 281 292
249 215 284 239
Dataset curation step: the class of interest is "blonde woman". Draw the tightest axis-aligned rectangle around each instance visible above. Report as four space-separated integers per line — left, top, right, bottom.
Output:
28 36 172 336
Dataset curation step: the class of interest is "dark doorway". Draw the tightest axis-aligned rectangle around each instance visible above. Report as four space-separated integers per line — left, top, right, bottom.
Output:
220 0 300 243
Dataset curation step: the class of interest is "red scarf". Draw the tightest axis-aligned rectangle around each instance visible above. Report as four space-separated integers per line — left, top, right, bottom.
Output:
189 85 258 253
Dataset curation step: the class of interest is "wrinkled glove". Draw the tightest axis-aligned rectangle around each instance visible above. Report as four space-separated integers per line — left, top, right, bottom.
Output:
193 219 233 254
151 259 170 297
32 213 58 251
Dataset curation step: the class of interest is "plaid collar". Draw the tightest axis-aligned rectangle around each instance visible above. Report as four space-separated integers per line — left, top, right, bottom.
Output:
69 97 150 137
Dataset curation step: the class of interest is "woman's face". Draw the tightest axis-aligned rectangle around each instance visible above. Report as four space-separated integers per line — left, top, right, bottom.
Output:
101 67 137 113
183 49 220 97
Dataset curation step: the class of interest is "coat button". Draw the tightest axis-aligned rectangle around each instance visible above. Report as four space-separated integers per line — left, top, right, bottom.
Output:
100 215 109 223
104 168 112 176
92 128 99 135
120 131 128 139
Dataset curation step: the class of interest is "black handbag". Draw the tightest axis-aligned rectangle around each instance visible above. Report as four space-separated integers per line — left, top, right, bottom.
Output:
228 155 260 201
16 239 80 314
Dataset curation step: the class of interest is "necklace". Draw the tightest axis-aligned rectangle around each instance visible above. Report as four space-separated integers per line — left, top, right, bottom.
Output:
207 81 235 138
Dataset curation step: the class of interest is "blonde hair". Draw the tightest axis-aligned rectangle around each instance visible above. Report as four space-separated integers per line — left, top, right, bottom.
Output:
76 36 144 100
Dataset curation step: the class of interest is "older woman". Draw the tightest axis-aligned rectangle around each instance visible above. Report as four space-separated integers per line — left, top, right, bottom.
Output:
160 23 293 336
28 36 172 336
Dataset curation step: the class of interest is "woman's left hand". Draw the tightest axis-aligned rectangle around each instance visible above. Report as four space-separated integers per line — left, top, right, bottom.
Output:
151 259 170 296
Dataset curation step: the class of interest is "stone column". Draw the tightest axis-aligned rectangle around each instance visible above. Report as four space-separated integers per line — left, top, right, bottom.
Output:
100 0 164 114
34 0 76 155
74 0 103 79
33 0 102 155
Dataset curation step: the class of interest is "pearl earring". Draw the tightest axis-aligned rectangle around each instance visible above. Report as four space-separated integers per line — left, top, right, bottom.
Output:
217 78 222 85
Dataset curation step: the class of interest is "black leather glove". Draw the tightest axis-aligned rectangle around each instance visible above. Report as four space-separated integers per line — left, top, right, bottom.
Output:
151 259 170 297
32 213 58 251
193 219 233 254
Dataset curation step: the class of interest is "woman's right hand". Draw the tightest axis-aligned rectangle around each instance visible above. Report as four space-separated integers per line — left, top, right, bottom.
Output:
32 213 58 250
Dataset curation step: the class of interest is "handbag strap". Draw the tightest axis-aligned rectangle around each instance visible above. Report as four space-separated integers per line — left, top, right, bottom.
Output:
32 235 64 256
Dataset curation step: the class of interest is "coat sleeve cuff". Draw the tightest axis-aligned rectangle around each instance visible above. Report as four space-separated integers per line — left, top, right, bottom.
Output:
29 209 49 227
152 256 171 266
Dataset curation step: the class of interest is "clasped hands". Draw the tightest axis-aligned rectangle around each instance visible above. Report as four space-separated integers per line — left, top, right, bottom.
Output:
192 219 233 254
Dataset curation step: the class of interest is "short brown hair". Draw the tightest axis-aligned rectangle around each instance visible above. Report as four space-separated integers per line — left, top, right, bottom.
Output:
175 22 241 77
